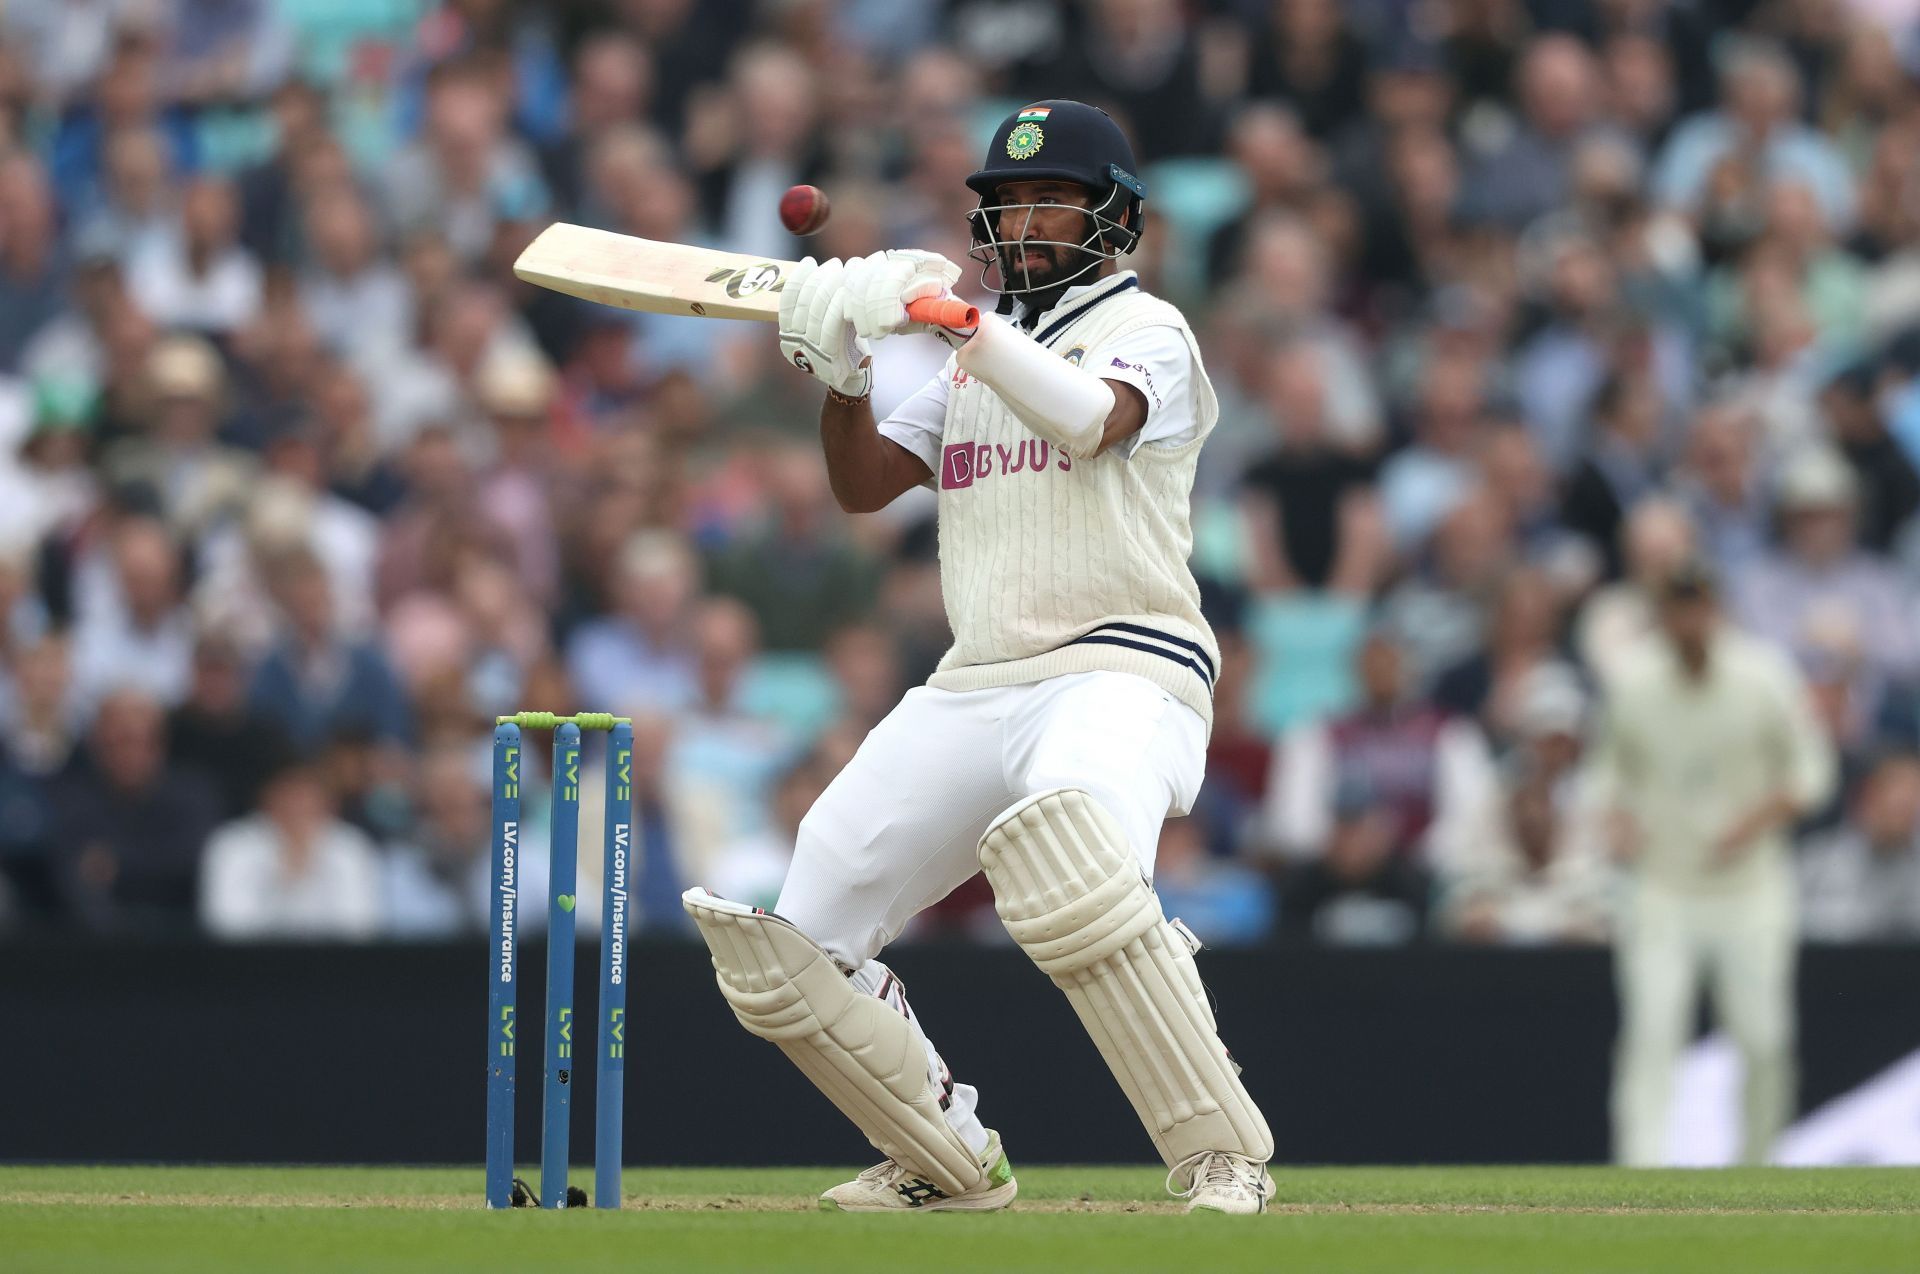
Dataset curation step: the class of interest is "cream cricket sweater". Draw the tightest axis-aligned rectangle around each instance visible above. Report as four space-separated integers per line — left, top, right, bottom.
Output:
1588 628 1837 892
926 275 1221 727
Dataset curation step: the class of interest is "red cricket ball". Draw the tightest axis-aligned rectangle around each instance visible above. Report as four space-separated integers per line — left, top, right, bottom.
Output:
779 184 831 236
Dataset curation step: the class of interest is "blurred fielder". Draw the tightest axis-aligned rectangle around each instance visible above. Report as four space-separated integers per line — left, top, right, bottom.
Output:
682 101 1273 1213
1591 560 1835 1165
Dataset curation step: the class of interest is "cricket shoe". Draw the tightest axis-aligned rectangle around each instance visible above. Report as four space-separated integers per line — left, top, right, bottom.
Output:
819 1129 1017 1212
1169 1151 1275 1215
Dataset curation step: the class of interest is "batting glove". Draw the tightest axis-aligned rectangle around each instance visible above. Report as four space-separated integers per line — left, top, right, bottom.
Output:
779 256 871 398
844 249 963 342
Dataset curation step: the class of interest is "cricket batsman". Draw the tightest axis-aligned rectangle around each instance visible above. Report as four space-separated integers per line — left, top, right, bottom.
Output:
682 100 1273 1213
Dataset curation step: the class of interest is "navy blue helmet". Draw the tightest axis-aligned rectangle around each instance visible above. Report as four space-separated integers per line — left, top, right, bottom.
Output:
964 100 1146 295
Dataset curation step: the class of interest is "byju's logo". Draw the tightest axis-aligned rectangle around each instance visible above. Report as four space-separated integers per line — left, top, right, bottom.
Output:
941 443 976 489
939 440 1069 490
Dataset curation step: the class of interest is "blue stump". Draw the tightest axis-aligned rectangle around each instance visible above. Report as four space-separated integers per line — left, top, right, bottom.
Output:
485 723 522 1208
595 721 634 1208
541 722 582 1207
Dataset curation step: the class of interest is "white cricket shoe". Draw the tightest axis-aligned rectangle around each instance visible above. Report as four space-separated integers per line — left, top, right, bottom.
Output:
1170 1151 1275 1214
819 1129 1018 1212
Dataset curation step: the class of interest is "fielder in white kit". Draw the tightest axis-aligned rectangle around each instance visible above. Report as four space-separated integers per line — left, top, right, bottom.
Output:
682 100 1274 1214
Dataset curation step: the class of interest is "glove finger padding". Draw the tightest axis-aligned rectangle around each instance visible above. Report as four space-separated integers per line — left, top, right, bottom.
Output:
777 256 870 397
799 257 845 346
779 256 817 337
849 249 963 341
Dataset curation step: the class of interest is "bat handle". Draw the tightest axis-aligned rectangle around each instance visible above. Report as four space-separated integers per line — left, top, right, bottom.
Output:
906 296 979 332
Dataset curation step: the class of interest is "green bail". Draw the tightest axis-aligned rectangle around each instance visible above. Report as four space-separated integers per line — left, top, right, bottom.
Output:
495 711 631 731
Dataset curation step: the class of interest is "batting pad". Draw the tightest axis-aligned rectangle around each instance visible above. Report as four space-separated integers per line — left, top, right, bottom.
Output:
979 789 1273 1167
682 888 984 1196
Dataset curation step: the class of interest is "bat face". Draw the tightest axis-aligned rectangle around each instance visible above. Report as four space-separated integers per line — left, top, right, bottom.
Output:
513 223 795 321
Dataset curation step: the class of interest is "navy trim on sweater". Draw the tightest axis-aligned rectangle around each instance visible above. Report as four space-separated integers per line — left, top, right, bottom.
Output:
1032 276 1141 349
1064 622 1216 693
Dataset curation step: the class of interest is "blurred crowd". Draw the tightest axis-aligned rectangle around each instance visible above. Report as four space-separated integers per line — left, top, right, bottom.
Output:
2 0 1920 947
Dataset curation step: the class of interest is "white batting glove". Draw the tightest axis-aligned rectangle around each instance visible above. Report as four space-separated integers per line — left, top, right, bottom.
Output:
778 256 871 398
843 249 963 342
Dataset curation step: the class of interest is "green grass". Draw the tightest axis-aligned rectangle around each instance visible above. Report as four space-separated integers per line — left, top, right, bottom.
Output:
3 1164 1917 1274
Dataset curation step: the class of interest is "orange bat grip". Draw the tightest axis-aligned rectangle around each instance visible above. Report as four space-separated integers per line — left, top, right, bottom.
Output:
905 296 979 331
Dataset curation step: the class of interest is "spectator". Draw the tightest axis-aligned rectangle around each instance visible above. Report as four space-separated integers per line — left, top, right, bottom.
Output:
472 347 563 606
1377 353 1486 553
707 443 880 652
21 254 124 392
126 176 262 337
540 30 652 221
248 547 411 749
1511 224 1692 476
234 78 330 264
1245 0 1367 145
1432 567 1575 748
1197 626 1271 858
168 634 290 821
103 334 255 537
1559 373 1670 580
1820 360 1920 554
72 125 176 266
824 621 905 735
381 61 549 262
1378 493 1514 691
1704 181 1866 360
1435 676 1614 944
1672 399 1768 574
1266 627 1495 863
308 360 408 517
566 530 700 715
1207 105 1320 286
1799 752 1920 942
49 688 222 934
69 514 193 712
199 752 382 940
384 742 519 938
1042 0 1214 161
0 154 67 373
693 43 822 260
0 632 83 778
1654 38 1855 239
1734 445 1919 688
298 186 411 364
1459 35 1608 230
669 598 794 853
1239 341 1384 595
1278 773 1433 945
1226 215 1381 448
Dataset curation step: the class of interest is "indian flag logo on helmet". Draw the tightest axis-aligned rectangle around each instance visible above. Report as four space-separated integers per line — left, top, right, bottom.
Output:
1007 106 1050 158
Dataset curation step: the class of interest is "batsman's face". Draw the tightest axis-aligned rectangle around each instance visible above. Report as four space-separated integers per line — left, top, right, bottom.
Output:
993 180 1095 288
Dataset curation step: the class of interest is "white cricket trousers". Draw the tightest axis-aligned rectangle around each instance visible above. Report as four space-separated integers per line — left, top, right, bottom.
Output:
775 670 1207 1155
1611 867 1797 1166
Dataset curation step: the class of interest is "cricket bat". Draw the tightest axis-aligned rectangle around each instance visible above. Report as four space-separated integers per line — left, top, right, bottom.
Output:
513 223 979 330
